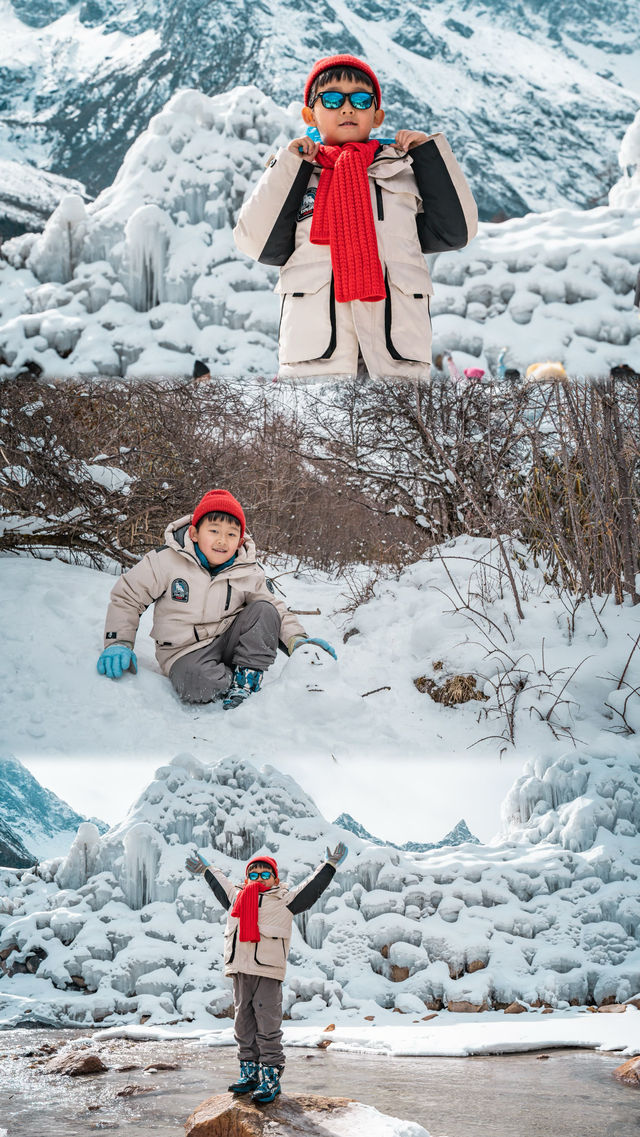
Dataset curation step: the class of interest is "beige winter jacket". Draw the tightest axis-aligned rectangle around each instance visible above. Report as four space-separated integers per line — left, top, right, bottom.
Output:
234 135 478 379
103 515 306 675
204 862 336 980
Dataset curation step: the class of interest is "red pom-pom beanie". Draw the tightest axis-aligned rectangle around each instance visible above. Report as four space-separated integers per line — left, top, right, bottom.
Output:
304 55 382 108
192 489 246 542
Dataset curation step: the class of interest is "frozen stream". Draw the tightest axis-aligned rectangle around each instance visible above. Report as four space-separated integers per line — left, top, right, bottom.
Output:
0 1030 637 1136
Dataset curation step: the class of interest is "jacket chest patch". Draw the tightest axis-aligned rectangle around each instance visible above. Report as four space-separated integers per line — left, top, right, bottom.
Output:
171 578 190 602
297 188 316 222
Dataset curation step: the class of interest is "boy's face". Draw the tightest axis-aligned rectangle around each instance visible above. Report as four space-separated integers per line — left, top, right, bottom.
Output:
246 863 276 887
302 76 385 145
189 517 242 565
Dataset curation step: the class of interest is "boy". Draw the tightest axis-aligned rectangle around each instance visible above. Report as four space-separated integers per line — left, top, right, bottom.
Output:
234 53 478 380
97 488 336 709
185 844 348 1103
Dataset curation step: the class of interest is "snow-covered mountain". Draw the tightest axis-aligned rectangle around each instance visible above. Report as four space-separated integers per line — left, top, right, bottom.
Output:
0 89 638 379
1 0 638 226
0 752 638 1029
0 756 107 861
334 813 479 852
0 817 35 869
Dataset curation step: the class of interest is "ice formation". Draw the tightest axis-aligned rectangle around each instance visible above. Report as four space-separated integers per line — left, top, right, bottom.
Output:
1 752 638 1029
0 86 638 378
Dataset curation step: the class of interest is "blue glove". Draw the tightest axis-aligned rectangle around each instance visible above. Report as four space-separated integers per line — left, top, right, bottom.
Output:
97 644 137 679
185 852 210 874
293 637 337 661
326 842 348 867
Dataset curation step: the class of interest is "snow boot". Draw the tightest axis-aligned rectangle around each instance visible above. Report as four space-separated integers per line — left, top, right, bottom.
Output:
228 1059 260 1094
222 666 263 710
251 1063 283 1104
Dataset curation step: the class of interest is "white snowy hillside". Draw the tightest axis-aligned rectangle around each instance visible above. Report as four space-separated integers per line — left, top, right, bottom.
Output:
2 535 640 841
0 751 639 1033
1 90 639 379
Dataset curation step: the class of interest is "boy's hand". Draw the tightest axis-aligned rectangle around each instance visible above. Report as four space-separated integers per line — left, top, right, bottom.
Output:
185 853 210 875
290 636 337 660
326 842 348 868
97 644 137 679
288 137 320 162
394 130 428 152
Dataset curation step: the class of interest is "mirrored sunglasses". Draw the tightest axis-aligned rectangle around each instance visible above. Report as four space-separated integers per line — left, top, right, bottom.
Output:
248 870 273 880
311 91 376 111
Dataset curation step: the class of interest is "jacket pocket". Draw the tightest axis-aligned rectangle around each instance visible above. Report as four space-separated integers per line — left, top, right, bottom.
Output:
254 936 287 969
224 927 238 965
384 261 434 364
276 262 336 364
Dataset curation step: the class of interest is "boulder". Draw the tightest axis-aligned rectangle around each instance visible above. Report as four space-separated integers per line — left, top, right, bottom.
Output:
447 1000 488 1013
504 1002 527 1014
184 1093 355 1137
613 1057 640 1087
43 1050 108 1076
625 995 640 1010
466 960 486 973
597 1004 627 1013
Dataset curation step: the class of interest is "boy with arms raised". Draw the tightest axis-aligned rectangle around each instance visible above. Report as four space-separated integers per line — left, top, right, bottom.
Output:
234 53 477 380
185 844 348 1103
97 488 335 708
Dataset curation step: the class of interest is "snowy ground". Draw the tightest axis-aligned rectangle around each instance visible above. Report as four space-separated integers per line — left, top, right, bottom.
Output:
2 537 640 842
0 89 639 379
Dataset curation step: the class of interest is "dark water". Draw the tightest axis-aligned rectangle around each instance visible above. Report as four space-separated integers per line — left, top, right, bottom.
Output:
0 1030 637 1136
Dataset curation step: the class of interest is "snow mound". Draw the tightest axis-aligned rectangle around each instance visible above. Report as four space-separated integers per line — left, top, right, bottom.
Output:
1 87 639 378
1 753 638 1029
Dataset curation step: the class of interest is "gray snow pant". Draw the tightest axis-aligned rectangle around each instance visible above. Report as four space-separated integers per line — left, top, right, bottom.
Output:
232 973 285 1067
168 600 280 704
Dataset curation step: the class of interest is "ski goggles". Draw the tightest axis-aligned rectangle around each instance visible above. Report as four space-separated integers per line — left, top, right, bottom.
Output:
248 870 274 881
310 90 376 110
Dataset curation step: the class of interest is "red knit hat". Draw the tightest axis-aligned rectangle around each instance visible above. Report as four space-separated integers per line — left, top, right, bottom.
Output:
246 856 279 880
304 55 382 109
192 489 246 542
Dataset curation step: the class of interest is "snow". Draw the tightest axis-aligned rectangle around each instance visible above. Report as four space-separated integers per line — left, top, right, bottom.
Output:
0 537 638 1043
1 86 639 378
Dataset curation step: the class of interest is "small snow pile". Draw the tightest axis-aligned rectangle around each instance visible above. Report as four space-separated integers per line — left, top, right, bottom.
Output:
1 752 638 1030
1 87 639 378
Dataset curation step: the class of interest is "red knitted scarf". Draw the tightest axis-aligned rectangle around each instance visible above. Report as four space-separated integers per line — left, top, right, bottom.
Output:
231 880 272 942
310 140 386 304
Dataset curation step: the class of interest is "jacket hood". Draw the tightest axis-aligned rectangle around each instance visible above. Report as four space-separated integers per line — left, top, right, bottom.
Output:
163 514 257 567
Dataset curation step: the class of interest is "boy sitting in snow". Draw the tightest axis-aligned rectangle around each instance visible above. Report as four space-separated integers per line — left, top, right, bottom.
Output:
97 488 336 709
234 53 477 380
185 845 348 1103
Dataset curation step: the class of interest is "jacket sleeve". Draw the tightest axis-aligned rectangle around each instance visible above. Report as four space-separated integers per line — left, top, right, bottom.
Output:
286 862 336 915
233 147 315 266
244 569 307 651
103 549 168 650
410 133 478 253
203 866 237 910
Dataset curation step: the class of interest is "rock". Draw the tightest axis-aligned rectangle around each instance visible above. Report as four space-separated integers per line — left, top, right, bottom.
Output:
541 1008 554 1014
467 959 486 973
363 1015 375 1021
389 964 410 982
323 1024 335 1032
43 1050 108 1076
184 1092 355 1136
422 1014 438 1022
625 995 640 1010
317 1039 332 1049
504 1002 527 1014
144 1062 180 1072
447 1000 488 1013
613 1057 640 1087
116 1084 154 1097
597 1004 626 1013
